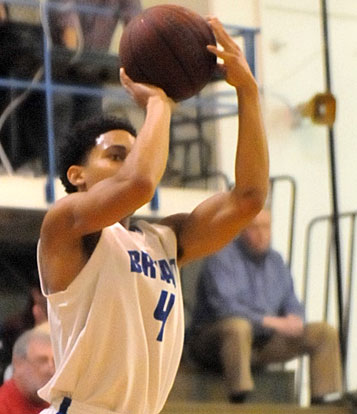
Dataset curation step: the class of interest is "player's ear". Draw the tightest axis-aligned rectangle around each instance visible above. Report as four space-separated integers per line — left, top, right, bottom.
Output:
67 165 85 188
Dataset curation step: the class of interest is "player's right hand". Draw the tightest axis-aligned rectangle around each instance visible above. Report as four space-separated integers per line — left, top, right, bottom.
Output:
120 68 175 111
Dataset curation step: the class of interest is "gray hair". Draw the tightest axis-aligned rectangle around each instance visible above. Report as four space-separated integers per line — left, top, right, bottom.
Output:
12 328 51 361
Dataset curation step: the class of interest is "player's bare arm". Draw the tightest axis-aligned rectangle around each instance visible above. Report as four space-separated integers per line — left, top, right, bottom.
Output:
161 18 269 266
40 73 174 293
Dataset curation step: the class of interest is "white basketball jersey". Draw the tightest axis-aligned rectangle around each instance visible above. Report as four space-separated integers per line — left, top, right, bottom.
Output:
37 220 184 414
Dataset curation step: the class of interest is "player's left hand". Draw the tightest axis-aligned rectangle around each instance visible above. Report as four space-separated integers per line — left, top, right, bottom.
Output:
206 17 256 90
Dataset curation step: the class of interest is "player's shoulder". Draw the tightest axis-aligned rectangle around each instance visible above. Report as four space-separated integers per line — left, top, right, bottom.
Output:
41 193 81 236
39 193 88 264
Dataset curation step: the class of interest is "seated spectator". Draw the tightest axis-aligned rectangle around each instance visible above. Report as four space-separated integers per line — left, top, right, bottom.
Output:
0 326 54 414
0 283 48 381
188 207 343 405
48 0 142 52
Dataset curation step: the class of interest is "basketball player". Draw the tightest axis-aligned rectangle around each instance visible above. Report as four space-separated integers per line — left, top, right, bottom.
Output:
37 18 269 414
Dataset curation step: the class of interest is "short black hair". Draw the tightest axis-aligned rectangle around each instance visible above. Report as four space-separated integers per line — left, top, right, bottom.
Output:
58 115 137 193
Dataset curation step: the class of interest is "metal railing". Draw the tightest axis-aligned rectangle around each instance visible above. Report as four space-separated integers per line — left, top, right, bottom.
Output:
270 175 297 269
0 0 261 206
296 210 357 398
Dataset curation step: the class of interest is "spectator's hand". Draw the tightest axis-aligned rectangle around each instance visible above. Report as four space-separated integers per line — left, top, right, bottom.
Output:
61 14 82 50
120 68 175 110
62 26 78 50
206 17 256 90
262 314 304 337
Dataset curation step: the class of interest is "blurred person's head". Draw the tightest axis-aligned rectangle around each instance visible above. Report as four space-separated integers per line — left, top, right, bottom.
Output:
31 287 47 326
239 208 272 257
12 328 54 404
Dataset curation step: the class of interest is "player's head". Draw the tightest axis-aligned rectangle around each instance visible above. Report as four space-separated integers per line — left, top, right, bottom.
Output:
58 115 137 193
12 328 54 404
239 207 272 256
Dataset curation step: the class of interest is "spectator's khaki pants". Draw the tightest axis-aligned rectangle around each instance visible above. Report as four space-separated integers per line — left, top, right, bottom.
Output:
191 318 342 398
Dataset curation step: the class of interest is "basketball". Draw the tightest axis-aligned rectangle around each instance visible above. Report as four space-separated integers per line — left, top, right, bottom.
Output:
119 4 217 102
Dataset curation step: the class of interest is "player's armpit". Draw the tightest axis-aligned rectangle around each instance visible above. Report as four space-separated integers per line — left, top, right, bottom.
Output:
161 190 263 267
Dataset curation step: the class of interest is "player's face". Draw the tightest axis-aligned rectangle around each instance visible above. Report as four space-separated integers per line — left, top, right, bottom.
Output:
242 209 272 255
80 129 136 191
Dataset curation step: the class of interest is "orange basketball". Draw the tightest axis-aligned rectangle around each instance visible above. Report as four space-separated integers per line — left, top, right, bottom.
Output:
119 4 217 102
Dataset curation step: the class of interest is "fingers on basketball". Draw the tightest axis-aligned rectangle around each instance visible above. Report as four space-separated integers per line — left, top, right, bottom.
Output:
119 5 217 102
208 18 240 54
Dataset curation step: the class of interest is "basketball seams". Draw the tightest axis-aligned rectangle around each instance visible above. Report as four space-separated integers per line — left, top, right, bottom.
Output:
120 16 155 85
125 19 150 83
153 5 216 78
131 13 191 98
148 6 215 100
159 5 216 47
163 8 216 82
149 10 196 95
119 4 217 101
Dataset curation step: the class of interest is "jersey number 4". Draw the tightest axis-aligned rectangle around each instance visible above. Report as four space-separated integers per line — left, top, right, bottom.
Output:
154 290 175 342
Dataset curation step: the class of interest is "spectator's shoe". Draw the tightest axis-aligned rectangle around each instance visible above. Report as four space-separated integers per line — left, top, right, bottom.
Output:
229 391 250 404
311 393 353 407
346 391 357 410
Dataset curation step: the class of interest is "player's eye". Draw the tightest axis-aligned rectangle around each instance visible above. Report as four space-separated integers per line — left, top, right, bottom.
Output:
107 147 127 161
110 153 124 161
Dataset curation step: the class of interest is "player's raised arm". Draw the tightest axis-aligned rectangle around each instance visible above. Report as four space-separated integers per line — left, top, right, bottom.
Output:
162 18 269 266
42 73 173 237
39 74 174 292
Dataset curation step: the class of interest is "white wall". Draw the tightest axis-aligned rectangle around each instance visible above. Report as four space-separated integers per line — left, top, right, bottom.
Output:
210 0 357 397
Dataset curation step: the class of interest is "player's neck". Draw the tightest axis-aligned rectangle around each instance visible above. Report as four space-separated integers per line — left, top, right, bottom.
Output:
120 216 131 229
